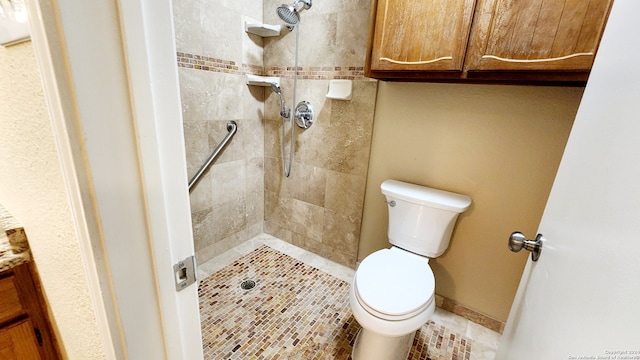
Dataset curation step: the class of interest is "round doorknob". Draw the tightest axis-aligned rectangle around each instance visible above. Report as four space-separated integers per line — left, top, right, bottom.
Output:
508 231 526 252
508 231 543 261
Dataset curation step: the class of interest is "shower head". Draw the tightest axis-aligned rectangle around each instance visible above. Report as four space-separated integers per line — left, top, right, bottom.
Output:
277 4 300 26
270 83 290 119
276 0 312 27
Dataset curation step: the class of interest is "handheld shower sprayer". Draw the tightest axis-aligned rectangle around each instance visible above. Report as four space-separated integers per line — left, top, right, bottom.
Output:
272 0 314 178
270 83 290 120
276 0 312 28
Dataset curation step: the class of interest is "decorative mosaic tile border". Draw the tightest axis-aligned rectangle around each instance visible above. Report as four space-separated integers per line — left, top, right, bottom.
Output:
176 52 367 80
264 66 365 80
198 245 474 359
176 52 263 75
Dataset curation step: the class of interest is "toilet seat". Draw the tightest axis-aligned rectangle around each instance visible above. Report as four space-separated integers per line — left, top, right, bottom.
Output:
354 249 435 321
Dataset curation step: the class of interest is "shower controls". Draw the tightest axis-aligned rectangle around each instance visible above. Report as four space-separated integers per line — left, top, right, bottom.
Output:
273 0 313 176
294 101 314 129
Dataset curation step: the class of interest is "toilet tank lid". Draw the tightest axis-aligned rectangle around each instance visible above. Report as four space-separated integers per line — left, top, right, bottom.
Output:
381 180 472 213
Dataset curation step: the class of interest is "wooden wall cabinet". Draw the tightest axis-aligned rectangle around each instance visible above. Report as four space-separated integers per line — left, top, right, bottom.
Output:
0 262 60 360
365 0 613 83
369 0 477 72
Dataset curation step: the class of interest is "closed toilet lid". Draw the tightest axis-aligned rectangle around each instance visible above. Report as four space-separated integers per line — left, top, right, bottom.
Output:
355 249 435 318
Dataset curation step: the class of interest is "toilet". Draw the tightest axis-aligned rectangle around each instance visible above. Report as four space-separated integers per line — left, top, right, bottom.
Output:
349 179 472 360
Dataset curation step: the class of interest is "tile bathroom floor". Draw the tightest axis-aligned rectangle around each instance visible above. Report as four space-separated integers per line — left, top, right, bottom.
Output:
198 234 501 360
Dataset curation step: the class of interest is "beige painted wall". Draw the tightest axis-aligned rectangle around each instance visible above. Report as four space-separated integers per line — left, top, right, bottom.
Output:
0 42 105 359
360 81 584 321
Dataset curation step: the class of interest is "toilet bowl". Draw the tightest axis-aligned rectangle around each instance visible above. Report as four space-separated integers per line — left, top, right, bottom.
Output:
349 248 435 360
349 180 471 360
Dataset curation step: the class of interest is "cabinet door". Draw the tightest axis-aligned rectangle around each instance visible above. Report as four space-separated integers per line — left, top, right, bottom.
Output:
0 276 25 324
368 0 477 72
465 0 613 71
0 320 41 360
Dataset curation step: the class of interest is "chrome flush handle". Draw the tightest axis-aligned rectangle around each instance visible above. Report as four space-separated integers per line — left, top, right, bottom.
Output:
508 231 543 261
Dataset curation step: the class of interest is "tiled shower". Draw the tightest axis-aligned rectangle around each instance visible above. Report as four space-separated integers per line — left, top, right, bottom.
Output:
173 0 378 268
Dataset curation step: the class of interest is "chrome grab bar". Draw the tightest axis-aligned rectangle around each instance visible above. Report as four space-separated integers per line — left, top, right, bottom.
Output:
188 121 237 192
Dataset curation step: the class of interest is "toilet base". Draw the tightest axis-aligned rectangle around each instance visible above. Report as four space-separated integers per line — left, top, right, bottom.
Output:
351 327 415 360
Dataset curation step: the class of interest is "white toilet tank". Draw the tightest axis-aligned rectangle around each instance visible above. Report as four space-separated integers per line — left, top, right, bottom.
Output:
381 180 472 258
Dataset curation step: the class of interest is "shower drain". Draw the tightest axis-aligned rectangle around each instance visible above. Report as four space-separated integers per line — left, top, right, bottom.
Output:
240 279 256 290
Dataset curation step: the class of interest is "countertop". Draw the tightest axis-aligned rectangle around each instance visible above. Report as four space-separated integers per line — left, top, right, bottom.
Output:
0 203 31 272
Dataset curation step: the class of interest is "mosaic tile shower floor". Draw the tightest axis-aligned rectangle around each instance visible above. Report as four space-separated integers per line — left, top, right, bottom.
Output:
199 245 475 359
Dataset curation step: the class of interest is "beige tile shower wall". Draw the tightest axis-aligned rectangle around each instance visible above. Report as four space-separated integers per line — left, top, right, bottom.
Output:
262 0 371 69
360 82 584 322
262 0 377 268
264 80 377 267
173 0 266 264
174 0 264 65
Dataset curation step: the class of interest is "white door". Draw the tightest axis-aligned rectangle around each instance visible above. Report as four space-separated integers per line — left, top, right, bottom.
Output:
496 1 640 358
26 0 203 358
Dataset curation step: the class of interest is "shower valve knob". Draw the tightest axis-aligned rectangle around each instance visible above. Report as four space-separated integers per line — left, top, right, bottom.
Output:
294 100 314 129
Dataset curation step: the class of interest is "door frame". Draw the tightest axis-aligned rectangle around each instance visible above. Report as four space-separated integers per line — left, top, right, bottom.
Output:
25 0 202 358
